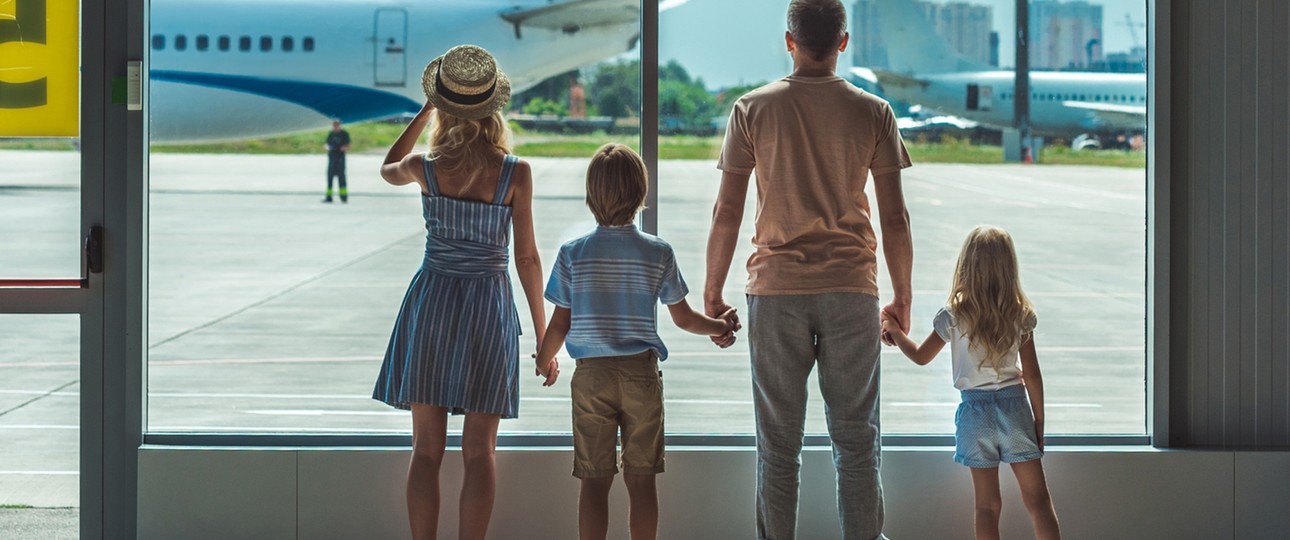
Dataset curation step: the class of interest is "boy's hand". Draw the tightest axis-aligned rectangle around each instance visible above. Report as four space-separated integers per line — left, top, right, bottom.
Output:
713 308 741 348
533 353 559 387
706 298 738 348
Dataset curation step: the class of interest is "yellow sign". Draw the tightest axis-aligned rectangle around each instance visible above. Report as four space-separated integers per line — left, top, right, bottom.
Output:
0 0 79 137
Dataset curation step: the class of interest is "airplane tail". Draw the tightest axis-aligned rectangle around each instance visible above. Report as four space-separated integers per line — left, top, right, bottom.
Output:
869 0 993 74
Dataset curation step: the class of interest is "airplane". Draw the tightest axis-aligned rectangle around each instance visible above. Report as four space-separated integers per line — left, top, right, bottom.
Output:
150 0 685 143
852 0 1146 148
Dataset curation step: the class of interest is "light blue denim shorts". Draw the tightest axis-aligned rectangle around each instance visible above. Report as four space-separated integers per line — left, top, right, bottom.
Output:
954 384 1044 468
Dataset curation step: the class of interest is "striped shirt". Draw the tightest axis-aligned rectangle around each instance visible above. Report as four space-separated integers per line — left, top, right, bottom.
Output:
544 225 689 360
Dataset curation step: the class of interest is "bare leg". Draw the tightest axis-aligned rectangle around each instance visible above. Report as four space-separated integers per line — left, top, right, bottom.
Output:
969 467 1002 540
579 477 614 540
408 405 449 540
458 413 501 540
1010 459 1061 540
623 474 658 540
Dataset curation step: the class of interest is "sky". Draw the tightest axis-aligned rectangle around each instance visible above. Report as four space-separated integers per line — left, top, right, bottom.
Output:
655 0 1147 89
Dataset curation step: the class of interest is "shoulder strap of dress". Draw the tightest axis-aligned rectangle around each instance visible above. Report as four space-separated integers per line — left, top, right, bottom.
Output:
492 154 518 205
422 153 441 196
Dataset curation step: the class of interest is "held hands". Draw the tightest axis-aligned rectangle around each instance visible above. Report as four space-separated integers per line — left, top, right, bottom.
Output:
532 352 559 387
713 307 742 349
880 301 911 346
706 298 740 348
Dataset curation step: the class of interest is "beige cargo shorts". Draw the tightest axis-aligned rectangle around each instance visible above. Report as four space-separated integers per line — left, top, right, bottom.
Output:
570 350 665 478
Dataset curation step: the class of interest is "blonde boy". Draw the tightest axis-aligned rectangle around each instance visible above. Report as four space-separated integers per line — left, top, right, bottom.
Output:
535 143 739 540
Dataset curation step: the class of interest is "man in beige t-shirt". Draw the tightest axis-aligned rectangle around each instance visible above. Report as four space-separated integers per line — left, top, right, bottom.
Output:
703 1 913 538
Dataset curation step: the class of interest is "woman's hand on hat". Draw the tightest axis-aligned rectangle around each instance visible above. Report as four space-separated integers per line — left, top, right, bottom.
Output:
420 101 436 114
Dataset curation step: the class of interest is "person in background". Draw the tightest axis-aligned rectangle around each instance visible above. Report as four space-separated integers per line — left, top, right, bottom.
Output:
324 118 351 203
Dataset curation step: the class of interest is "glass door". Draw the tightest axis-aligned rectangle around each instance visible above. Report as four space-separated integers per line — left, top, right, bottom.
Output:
0 0 116 537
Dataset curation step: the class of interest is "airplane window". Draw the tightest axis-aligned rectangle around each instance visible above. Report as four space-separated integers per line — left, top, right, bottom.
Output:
218 36 230 51
303 36 315 52
282 36 294 52
174 35 187 51
260 36 273 52
196 35 209 51
151 34 164 50
239 36 250 51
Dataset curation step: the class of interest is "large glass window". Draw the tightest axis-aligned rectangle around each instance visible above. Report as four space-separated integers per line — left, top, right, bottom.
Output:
142 0 1146 438
657 0 1147 436
145 4 644 434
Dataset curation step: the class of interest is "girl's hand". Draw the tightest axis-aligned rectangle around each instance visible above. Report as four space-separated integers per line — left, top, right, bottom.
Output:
533 353 559 387
880 313 903 338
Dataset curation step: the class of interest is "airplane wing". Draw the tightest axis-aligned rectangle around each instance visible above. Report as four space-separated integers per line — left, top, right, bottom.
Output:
868 69 931 91
501 0 639 38
1063 101 1147 130
500 0 689 38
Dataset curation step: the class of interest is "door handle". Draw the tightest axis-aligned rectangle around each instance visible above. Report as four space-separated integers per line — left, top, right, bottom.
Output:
86 226 103 274
385 45 404 53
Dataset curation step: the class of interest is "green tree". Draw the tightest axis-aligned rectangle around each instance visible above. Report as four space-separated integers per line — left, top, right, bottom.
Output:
521 97 569 117
509 70 578 112
587 60 641 119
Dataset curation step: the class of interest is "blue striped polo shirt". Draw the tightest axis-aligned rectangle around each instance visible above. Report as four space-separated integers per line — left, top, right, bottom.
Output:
544 224 689 360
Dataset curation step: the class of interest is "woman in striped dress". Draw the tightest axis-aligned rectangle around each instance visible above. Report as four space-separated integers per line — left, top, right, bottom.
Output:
372 45 548 540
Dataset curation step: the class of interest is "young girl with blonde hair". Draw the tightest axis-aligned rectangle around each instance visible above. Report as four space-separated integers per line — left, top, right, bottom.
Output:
882 225 1061 540
372 45 548 540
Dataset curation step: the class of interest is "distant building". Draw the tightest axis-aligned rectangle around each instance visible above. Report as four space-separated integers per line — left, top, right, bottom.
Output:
919 2 994 66
851 0 992 69
1101 46 1147 73
1030 0 1104 70
851 0 889 69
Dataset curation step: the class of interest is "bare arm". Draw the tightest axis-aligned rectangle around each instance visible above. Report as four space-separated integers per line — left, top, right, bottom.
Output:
534 307 569 387
873 170 913 344
509 160 547 357
1019 336 1045 450
667 299 738 341
703 171 751 347
379 103 434 187
880 316 944 365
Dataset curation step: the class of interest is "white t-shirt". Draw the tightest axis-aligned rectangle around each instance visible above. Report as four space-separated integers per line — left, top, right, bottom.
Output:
933 307 1038 391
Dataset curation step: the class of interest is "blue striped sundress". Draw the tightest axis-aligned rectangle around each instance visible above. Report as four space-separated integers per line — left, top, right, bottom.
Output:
372 154 523 418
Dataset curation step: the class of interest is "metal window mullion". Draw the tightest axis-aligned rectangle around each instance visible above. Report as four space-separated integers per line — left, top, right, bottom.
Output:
1148 0 1172 448
641 0 659 235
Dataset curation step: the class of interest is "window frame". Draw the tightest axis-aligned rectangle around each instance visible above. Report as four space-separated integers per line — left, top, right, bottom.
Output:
135 0 1160 450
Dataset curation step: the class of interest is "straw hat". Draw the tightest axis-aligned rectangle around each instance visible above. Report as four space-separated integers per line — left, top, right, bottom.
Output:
422 45 511 120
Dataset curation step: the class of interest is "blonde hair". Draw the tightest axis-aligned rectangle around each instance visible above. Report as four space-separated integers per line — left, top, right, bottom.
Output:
947 225 1036 373
585 143 647 226
428 109 513 191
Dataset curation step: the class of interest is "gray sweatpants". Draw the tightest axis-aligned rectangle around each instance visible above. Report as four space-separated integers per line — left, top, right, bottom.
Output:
748 293 884 540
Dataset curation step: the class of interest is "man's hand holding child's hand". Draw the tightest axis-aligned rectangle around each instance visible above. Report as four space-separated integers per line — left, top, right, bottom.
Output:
880 311 904 344
713 308 742 349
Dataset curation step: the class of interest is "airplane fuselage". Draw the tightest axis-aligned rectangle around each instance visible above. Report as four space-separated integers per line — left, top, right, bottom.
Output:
878 70 1147 137
150 0 641 143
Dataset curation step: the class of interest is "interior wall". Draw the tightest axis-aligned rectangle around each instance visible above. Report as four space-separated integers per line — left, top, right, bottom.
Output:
139 446 1288 540
1168 0 1290 447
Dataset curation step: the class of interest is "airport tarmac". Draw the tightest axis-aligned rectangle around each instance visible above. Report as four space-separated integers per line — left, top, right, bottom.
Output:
0 150 1147 507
